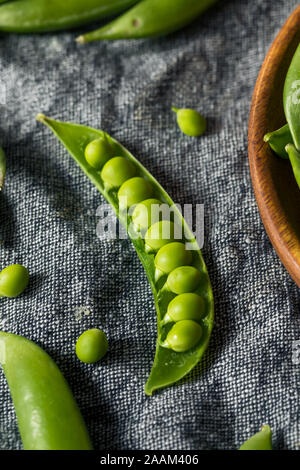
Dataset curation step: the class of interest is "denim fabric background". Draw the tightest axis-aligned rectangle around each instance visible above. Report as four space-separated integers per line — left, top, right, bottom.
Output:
0 0 299 450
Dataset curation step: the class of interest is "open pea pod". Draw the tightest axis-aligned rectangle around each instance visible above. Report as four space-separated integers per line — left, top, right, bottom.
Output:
37 114 214 395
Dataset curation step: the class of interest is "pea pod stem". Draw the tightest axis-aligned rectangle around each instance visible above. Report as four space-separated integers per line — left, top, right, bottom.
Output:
77 0 218 43
0 145 6 190
263 123 291 159
0 331 93 450
0 0 139 33
37 114 214 396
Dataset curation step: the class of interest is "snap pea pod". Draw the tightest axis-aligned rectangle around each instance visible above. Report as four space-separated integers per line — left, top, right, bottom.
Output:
284 43 300 151
37 114 214 395
285 143 300 189
0 145 5 190
77 0 218 43
239 425 272 450
0 0 138 33
263 123 291 159
0 331 93 450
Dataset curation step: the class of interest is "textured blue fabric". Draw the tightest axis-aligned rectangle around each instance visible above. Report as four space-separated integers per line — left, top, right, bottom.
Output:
0 0 299 450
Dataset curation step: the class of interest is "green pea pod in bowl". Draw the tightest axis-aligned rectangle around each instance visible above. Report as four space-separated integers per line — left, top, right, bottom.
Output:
36 114 214 395
265 44 300 191
0 0 139 33
0 331 93 450
77 0 218 43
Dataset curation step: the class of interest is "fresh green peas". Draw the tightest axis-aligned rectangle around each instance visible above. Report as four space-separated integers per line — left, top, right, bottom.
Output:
145 221 179 251
161 320 202 352
162 293 205 325
101 156 136 187
84 137 114 170
0 264 29 298
167 266 201 294
75 329 108 364
118 177 153 208
172 107 206 137
155 242 192 274
132 198 163 230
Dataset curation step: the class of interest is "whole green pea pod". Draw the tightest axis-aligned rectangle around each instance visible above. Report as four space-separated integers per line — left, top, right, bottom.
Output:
284 43 300 152
0 0 139 33
77 0 218 43
239 425 272 450
0 146 6 190
37 114 214 396
0 331 93 450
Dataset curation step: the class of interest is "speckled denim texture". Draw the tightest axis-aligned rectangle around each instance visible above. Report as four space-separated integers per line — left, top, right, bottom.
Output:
0 0 299 450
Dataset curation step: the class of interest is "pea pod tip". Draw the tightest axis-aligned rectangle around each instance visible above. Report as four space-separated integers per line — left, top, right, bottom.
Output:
36 113 47 123
76 35 86 44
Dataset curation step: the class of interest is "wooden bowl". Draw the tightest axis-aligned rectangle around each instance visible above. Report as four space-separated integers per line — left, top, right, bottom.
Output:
248 5 300 287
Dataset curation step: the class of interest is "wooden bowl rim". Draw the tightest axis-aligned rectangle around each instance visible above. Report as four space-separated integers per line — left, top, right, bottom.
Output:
248 4 300 287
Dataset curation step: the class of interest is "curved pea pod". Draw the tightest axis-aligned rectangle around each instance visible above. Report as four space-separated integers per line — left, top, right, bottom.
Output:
0 145 6 190
239 425 272 450
77 0 218 43
36 114 214 396
285 143 300 190
263 123 291 159
284 43 300 151
0 332 93 450
0 0 138 33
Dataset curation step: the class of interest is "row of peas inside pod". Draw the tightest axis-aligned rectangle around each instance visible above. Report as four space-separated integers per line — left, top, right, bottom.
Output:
84 136 207 353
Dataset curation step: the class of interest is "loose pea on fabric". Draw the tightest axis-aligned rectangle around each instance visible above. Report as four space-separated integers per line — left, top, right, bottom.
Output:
76 329 108 363
172 107 206 137
0 264 29 298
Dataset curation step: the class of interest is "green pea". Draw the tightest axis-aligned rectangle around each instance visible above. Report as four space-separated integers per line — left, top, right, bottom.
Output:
118 177 153 208
101 156 136 187
162 293 205 325
162 320 202 352
84 137 113 170
132 198 163 230
145 221 179 251
75 328 108 364
172 107 206 137
167 266 201 294
155 242 192 274
0 264 29 298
